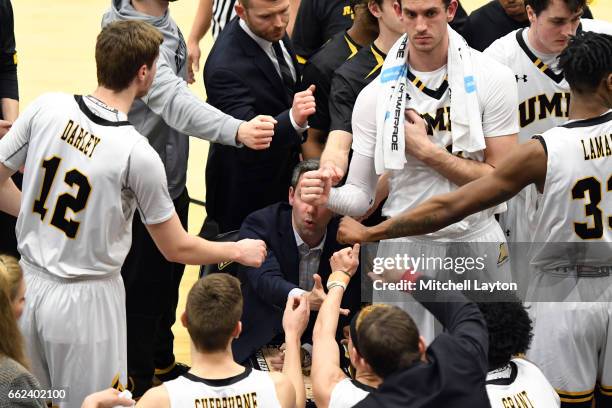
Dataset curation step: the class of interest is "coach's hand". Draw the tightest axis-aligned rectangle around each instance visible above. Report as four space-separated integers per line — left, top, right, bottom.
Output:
237 115 277 150
299 169 331 206
308 274 350 314
337 217 369 244
233 239 267 267
292 85 316 128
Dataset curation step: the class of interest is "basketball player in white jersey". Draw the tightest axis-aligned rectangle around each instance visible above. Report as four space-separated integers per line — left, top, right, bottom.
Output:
310 245 381 408
337 31 612 407
484 0 612 250
0 21 266 408
136 273 304 408
301 0 518 342
478 299 560 408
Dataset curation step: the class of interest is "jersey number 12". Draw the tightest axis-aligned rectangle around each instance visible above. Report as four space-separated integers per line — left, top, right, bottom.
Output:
32 156 91 239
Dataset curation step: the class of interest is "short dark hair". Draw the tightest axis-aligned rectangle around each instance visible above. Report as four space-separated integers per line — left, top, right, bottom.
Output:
524 0 586 16
185 274 243 352
477 296 533 370
291 159 320 189
355 305 421 378
96 21 163 92
396 0 452 8
558 31 612 94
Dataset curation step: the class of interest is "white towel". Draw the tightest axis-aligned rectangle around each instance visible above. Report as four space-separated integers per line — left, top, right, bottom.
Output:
374 26 485 175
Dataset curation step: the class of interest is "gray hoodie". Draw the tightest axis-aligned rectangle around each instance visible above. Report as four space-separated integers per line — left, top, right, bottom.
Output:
102 0 242 199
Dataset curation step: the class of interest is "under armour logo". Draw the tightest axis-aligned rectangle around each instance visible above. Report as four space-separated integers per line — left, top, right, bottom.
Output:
505 229 511 237
515 74 528 83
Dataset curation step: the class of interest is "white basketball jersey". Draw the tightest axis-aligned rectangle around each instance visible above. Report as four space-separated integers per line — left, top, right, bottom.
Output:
485 20 612 143
352 50 517 239
0 93 174 278
329 378 373 408
164 367 283 408
530 111 612 270
486 358 560 408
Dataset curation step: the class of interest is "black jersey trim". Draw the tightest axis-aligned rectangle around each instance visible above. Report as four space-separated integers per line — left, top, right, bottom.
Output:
560 111 612 129
344 32 360 59
74 95 131 127
365 44 386 79
532 135 548 157
350 379 376 393
182 366 253 387
405 69 449 100
485 361 518 386
515 29 564 84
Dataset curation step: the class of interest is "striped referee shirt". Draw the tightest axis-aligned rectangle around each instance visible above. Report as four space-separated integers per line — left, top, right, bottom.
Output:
212 0 237 39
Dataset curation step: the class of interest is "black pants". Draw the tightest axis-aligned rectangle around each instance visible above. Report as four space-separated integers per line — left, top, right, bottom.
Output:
121 188 189 396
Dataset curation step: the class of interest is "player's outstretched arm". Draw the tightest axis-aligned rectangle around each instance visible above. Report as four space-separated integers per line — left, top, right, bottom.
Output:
338 140 547 243
81 388 136 408
404 110 518 186
282 295 310 408
146 214 266 267
0 163 19 217
136 384 170 408
320 130 353 184
312 245 360 408
269 371 298 408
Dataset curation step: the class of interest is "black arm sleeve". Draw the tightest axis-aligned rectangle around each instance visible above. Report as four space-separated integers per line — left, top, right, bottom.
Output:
412 276 489 363
0 0 18 101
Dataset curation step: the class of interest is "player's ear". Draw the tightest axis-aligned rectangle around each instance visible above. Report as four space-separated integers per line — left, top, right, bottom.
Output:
181 311 188 328
418 335 426 361
369 0 382 18
235 1 246 19
136 64 148 81
606 72 612 92
446 0 457 22
232 321 242 339
526 5 536 24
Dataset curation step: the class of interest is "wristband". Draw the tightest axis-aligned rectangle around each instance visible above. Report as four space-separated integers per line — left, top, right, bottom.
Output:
329 270 351 286
326 281 347 291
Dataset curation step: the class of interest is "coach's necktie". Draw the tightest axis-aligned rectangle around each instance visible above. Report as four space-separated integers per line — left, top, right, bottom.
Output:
272 41 296 95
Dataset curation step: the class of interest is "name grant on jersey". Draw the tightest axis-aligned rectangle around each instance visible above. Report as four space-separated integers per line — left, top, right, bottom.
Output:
60 119 101 158
500 390 535 408
519 92 570 128
193 392 258 408
581 133 612 161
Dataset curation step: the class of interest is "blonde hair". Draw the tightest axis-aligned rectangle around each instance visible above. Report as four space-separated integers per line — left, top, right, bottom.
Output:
0 254 22 302
0 255 27 368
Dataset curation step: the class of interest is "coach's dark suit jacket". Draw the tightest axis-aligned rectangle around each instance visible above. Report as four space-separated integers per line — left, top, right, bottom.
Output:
232 202 361 363
204 17 304 233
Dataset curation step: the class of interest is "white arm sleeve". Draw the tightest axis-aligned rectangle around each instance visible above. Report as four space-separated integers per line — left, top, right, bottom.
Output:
127 139 176 225
328 152 378 217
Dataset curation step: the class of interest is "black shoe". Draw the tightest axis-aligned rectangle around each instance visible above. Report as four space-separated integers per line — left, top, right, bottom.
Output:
154 362 190 383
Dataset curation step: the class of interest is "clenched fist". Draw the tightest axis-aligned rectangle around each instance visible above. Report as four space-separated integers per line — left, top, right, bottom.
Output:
237 115 277 150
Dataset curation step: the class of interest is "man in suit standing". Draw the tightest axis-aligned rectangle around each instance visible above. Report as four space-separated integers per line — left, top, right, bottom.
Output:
233 160 361 363
203 0 316 235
